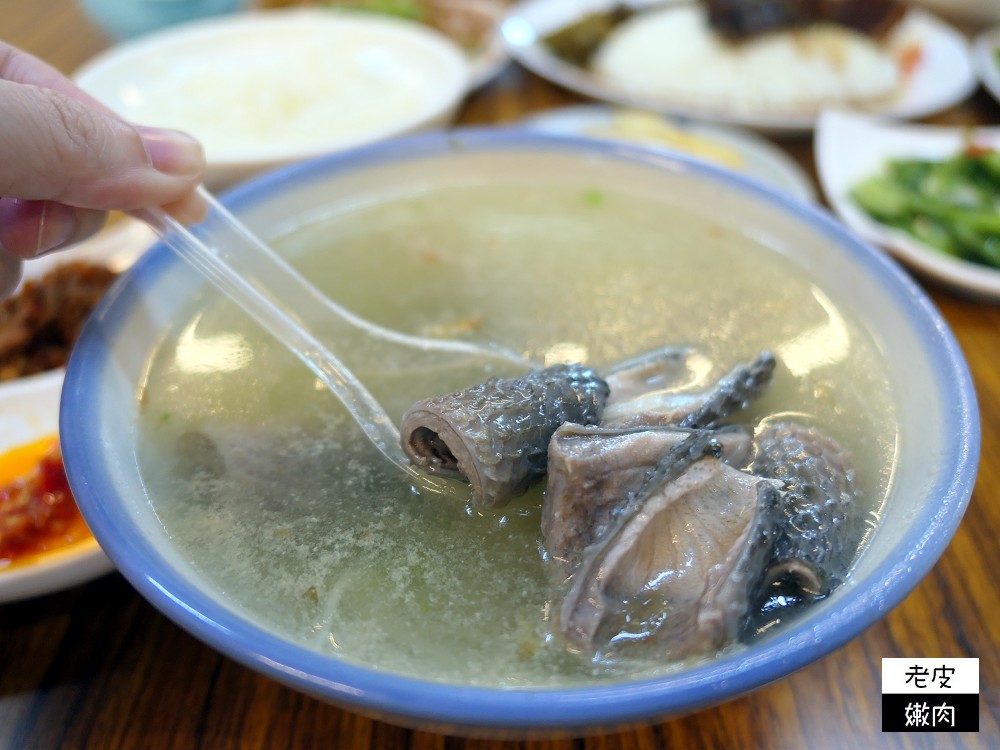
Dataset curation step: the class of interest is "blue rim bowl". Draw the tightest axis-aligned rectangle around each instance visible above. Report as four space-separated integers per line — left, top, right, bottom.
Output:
60 129 980 735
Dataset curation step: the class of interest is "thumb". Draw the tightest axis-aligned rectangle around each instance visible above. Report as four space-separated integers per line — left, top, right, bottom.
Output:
0 79 204 211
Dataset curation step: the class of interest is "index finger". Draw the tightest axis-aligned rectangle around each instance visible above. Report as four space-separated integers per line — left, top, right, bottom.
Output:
0 41 119 118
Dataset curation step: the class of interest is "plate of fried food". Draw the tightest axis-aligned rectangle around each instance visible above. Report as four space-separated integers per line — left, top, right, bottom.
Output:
502 0 976 134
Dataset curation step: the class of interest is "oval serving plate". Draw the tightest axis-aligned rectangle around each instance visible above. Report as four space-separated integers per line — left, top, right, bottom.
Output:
502 0 977 134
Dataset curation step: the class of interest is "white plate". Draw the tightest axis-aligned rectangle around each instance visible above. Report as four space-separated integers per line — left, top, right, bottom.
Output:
816 109 1000 299
501 1 977 134
0 219 153 603
0 372 113 603
75 9 470 187
973 25 1000 105
517 104 816 203
907 0 1000 28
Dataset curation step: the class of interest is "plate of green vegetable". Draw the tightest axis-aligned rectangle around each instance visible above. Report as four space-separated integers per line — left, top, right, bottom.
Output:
816 109 1000 299
973 25 1000 106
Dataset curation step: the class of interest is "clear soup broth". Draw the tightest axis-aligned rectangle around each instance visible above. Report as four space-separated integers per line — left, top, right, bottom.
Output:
136 164 896 687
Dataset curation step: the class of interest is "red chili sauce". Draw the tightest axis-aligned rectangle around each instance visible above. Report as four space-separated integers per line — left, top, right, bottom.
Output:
0 437 91 570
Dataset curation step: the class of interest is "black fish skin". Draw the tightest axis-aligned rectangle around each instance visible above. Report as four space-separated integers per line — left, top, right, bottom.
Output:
679 351 777 430
745 420 861 634
400 364 609 507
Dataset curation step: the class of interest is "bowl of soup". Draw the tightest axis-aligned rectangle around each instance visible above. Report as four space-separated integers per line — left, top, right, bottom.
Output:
60 131 979 735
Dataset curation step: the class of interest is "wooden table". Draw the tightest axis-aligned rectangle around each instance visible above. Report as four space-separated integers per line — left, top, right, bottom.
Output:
1 2 997 748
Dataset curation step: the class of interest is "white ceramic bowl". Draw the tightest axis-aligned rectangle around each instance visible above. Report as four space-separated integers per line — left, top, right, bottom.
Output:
61 131 978 734
74 8 471 186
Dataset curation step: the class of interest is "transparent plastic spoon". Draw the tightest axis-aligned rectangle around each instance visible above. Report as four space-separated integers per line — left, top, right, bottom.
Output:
135 185 532 479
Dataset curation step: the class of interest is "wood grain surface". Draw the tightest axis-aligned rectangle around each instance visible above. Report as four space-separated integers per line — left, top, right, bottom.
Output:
1 2 997 748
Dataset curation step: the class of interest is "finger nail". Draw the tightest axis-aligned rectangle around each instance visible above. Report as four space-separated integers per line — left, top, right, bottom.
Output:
0 198 75 257
35 201 79 255
136 126 205 180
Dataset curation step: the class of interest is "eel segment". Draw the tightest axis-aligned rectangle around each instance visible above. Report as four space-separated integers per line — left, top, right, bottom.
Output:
399 364 609 507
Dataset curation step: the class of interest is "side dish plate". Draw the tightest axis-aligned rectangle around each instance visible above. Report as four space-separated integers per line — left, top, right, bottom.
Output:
816 109 1000 300
0 374 112 603
0 219 152 603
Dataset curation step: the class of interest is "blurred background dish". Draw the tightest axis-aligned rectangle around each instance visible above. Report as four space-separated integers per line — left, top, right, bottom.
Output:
323 0 511 89
816 108 1000 299
0 219 151 386
501 0 976 133
424 0 509 88
973 24 1000 104
0 373 114 603
904 0 1000 28
74 8 471 186
78 0 242 40
517 104 817 202
0 220 150 603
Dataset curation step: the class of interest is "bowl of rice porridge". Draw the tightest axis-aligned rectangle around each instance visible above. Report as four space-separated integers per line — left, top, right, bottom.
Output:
74 8 470 185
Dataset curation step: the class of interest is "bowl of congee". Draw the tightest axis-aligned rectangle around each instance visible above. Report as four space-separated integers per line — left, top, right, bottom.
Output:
60 130 979 734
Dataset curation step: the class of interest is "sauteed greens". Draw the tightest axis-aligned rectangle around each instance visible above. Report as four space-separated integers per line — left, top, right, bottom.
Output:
851 145 1000 269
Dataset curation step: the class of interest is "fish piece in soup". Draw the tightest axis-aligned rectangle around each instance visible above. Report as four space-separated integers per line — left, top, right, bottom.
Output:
557 438 783 659
546 353 861 660
544 423 753 567
744 420 863 635
601 350 776 429
400 363 609 508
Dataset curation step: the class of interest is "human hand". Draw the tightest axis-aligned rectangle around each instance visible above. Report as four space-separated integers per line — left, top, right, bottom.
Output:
0 41 206 297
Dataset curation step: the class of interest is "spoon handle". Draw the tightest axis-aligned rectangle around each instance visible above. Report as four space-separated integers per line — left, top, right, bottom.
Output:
136 186 409 471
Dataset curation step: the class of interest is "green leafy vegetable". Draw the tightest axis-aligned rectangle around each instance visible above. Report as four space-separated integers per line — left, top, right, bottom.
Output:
325 0 426 22
850 146 1000 270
